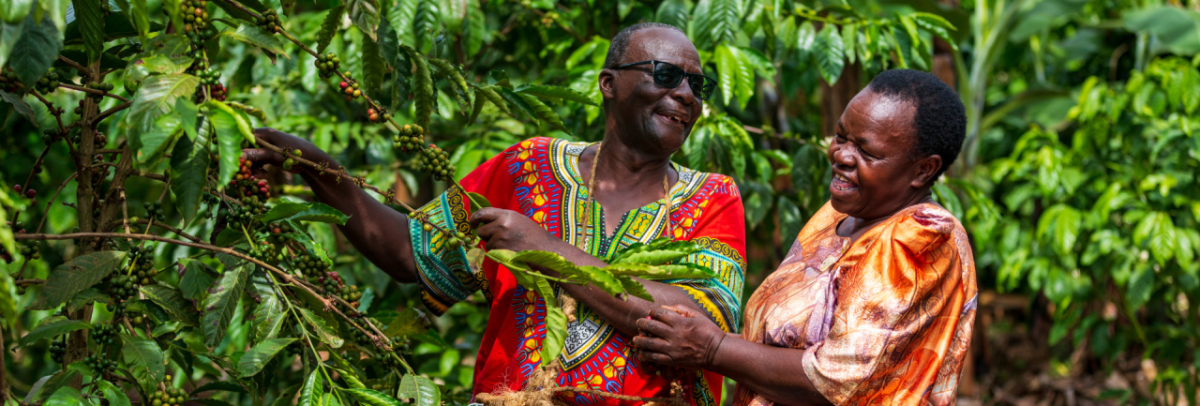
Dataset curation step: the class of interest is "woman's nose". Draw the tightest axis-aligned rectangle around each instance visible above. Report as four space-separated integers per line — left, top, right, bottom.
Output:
832 146 854 166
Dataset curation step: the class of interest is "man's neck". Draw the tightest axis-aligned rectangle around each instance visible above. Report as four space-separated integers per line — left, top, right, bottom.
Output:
593 133 673 187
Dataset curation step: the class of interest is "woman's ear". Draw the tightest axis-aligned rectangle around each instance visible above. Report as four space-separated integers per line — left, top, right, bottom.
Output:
910 154 943 188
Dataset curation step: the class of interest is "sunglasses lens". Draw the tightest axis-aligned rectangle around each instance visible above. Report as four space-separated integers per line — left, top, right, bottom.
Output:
690 76 716 100
653 63 685 88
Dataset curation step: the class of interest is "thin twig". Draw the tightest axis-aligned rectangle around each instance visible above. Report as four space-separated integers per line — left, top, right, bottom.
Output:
57 55 89 75
92 101 133 125
58 83 130 103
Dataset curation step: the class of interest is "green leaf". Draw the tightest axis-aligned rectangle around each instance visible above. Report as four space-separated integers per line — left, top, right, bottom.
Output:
133 113 183 167
655 0 690 29
1126 266 1155 309
140 284 199 326
611 247 698 265
256 202 309 223
66 288 111 313
176 98 200 140
27 370 80 404
912 12 957 51
298 370 323 406
347 0 381 40
299 307 344 348
472 84 510 115
413 0 439 51
462 0 484 56
606 262 717 280
616 275 653 301
541 305 567 366
190 381 247 396
72 0 104 63
39 251 127 308
362 33 385 93
377 13 400 66
465 191 491 209
693 0 738 48
343 388 404 406
121 333 165 390
10 14 61 89
2 90 38 123
1136 212 1178 266
126 74 200 154
129 0 149 39
201 260 250 347
43 386 86 406
382 308 429 338
428 58 472 112
1 0 33 24
289 202 349 224
515 84 598 107
714 45 737 106
223 24 288 58
180 259 216 300
387 0 418 46
398 374 440 406
205 101 255 190
336 368 368 389
519 93 569 133
97 380 132 406
170 135 209 223
237 337 296 376
17 319 89 348
840 23 857 64
814 24 844 84
730 46 755 108
316 6 344 53
402 46 435 130
249 276 286 340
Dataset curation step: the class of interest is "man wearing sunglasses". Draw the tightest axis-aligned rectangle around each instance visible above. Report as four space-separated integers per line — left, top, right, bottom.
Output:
244 23 744 405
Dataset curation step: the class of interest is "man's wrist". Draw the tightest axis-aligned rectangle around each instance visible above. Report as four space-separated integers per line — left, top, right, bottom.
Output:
704 329 728 369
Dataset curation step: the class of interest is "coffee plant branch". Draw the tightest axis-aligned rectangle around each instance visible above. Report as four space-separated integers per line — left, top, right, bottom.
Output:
11 232 391 346
57 83 130 103
55 55 89 76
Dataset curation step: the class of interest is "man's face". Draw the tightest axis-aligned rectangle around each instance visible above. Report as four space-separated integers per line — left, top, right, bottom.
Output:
601 28 704 156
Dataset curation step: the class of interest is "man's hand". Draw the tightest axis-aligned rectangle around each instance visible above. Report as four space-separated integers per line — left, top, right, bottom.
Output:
633 305 727 370
241 127 323 173
468 208 557 252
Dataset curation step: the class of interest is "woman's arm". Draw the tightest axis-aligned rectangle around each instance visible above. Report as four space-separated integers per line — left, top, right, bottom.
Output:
633 306 832 406
242 128 419 283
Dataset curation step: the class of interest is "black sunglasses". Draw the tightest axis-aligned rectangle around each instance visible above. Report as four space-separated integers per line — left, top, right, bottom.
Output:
614 60 717 101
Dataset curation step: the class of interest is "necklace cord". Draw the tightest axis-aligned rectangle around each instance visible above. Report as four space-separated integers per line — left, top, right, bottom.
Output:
577 142 673 251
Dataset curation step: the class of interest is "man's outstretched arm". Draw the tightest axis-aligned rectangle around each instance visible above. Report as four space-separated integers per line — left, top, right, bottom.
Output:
242 128 419 283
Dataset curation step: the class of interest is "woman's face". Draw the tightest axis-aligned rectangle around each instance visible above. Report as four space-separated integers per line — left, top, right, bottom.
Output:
827 89 939 220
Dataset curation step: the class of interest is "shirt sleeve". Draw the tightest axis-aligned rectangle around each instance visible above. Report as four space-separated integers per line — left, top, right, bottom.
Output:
408 141 523 316
662 176 747 333
801 210 974 406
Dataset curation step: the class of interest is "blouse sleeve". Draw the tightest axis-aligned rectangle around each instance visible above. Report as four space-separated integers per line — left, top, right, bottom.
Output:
407 141 524 316
801 210 975 406
662 176 747 333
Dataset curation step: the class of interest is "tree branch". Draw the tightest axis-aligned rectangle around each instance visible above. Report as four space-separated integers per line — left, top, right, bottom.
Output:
58 83 131 103
92 101 133 125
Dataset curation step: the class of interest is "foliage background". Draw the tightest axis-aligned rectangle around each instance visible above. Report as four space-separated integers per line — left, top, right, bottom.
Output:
1 0 1200 404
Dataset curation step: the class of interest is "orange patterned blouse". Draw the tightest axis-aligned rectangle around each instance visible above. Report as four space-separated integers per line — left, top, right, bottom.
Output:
734 201 977 406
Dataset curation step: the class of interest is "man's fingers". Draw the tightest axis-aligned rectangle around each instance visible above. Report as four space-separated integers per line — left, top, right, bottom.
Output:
468 207 501 228
242 148 284 168
661 304 698 319
649 306 685 326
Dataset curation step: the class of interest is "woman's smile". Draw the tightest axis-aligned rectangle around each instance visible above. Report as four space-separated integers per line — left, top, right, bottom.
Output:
830 172 858 195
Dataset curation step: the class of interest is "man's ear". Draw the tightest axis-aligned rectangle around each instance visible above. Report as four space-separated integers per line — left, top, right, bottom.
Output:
910 154 943 188
599 69 617 101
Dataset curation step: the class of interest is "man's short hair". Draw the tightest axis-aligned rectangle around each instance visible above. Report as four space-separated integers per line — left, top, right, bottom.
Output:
865 69 966 179
603 23 685 69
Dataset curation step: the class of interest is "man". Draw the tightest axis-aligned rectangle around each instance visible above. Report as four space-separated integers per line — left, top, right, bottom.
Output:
245 23 746 405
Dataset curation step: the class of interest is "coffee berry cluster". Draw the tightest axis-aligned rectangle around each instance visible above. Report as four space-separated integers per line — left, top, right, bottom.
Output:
418 144 455 181
367 107 390 123
0 69 21 93
84 81 115 102
84 353 118 375
315 53 341 79
338 79 362 101
49 337 66 363
392 124 425 152
145 200 165 219
151 380 187 406
291 251 329 281
182 0 210 35
254 9 283 33
35 69 61 93
281 149 302 171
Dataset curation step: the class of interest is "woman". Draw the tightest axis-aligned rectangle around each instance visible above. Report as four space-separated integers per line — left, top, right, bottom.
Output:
631 69 977 406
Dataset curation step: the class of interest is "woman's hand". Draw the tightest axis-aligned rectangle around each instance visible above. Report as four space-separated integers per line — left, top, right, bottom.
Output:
241 127 324 174
469 207 558 252
633 305 728 370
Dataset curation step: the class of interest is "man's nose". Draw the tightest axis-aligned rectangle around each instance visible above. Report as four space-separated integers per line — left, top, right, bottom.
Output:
670 78 696 106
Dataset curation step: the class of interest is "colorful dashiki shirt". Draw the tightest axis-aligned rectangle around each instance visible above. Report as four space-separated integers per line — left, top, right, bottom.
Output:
408 137 747 405
734 202 977 406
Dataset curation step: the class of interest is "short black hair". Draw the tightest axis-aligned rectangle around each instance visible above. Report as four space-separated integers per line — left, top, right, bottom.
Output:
603 23 685 69
865 69 966 179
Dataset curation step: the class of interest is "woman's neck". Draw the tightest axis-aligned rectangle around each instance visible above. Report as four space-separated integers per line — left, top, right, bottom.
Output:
838 193 936 242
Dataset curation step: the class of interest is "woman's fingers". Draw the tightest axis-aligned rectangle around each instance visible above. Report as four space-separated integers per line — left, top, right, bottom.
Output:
242 148 284 168
632 334 672 353
636 316 674 338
